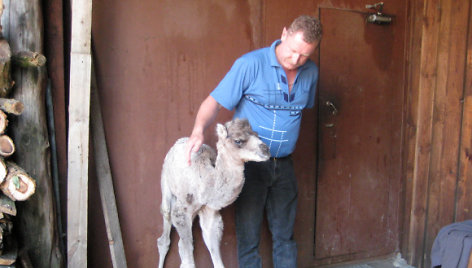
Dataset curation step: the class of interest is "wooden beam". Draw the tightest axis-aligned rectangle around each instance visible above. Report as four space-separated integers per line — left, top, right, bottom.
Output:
67 0 92 266
90 64 128 268
401 0 424 262
404 0 441 266
456 0 472 222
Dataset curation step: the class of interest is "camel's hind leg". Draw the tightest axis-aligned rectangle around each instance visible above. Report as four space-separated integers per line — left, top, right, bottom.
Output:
157 185 173 268
172 203 196 268
157 208 172 268
199 206 224 268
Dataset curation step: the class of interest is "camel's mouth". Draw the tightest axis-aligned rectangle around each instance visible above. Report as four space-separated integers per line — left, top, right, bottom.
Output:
242 151 270 163
257 152 271 161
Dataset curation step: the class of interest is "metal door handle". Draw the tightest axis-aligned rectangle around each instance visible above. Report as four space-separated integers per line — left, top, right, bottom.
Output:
325 101 338 115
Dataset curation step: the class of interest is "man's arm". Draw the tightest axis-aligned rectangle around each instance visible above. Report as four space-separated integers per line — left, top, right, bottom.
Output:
186 95 221 165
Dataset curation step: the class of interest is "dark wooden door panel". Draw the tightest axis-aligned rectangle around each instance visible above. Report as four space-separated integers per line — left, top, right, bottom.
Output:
315 7 403 264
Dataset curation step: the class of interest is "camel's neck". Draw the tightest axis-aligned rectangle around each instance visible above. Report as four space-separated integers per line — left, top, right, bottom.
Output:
205 150 244 209
203 143 247 209
214 147 245 178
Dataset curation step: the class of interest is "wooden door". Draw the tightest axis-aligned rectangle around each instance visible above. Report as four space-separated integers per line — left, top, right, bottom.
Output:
315 7 404 265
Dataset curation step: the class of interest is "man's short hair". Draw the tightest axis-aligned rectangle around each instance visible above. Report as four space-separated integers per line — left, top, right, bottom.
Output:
287 15 322 43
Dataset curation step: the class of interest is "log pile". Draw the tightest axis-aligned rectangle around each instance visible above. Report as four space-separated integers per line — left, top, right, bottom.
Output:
0 0 38 266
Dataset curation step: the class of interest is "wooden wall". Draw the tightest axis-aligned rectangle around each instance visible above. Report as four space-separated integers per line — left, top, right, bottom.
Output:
401 0 472 267
39 0 472 267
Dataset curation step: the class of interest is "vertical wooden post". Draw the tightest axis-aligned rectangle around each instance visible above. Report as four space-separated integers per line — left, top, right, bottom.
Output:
67 0 92 266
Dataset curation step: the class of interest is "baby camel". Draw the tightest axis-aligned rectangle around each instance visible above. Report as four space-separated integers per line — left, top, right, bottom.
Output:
157 118 270 268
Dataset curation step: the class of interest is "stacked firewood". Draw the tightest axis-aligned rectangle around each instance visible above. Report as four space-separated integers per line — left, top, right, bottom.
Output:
0 2 38 266
0 111 36 203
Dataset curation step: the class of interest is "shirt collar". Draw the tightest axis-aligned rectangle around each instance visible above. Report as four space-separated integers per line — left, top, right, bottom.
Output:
269 40 282 67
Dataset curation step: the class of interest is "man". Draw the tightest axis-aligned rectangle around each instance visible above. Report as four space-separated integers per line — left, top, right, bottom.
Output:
186 15 322 268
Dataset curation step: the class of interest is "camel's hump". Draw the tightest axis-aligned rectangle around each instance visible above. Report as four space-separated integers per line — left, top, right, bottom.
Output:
167 137 216 166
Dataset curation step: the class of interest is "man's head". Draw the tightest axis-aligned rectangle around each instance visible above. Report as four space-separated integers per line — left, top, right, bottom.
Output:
276 15 322 71
287 15 322 43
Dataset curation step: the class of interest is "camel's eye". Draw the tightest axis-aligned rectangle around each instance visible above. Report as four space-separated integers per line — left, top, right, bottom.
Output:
234 139 244 146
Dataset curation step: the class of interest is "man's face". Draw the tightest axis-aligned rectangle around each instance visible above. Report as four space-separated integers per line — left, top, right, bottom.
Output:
277 28 319 71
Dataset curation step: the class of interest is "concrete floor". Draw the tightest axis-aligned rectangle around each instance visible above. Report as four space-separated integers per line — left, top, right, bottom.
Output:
321 254 415 268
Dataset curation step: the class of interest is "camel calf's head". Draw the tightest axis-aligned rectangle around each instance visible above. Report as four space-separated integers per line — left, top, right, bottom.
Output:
216 118 270 162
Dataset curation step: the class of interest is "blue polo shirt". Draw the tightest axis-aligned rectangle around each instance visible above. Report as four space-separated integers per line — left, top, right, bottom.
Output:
211 40 318 157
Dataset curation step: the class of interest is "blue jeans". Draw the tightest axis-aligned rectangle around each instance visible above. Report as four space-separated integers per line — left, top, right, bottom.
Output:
235 156 298 268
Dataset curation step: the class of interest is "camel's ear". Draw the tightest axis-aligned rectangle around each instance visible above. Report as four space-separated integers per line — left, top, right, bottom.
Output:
216 123 228 139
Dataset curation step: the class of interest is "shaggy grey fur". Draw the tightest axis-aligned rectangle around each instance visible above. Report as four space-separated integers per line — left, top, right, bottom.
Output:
157 119 270 268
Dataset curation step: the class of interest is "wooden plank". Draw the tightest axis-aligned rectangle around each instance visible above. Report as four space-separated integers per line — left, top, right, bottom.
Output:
67 0 92 266
424 1 471 267
405 0 441 266
67 52 91 268
456 0 472 222
401 0 425 262
90 64 128 268
67 53 91 267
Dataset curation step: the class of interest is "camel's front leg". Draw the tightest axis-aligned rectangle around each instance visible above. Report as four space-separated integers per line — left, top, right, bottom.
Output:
172 204 196 268
199 206 224 268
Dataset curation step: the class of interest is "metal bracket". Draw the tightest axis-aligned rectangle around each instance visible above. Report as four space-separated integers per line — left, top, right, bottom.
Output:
366 2 392 25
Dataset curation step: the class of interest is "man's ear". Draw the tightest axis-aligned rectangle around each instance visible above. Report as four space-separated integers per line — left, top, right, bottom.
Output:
216 123 227 139
281 27 288 41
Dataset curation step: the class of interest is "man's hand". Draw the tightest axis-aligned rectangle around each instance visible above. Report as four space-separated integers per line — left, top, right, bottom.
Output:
186 132 204 166
186 95 221 166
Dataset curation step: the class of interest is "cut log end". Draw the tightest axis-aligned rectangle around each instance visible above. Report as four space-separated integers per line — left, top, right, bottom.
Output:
0 159 6 184
4 174 35 201
0 110 7 134
12 51 46 68
0 194 15 216
0 135 14 157
0 98 23 115
0 1 3 26
2 162 35 201
0 1 3 29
